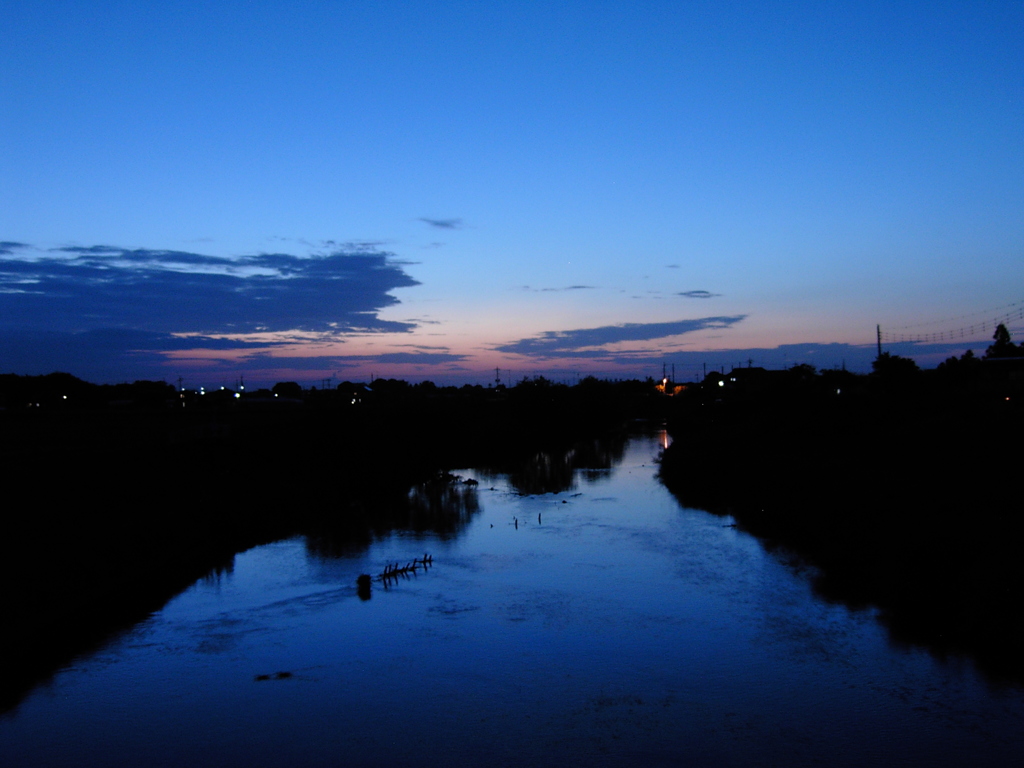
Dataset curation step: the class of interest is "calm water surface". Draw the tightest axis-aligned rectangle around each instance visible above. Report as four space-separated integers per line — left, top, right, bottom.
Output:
3 433 1022 767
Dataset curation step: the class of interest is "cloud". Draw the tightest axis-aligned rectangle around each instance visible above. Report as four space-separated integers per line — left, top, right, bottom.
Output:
677 290 721 299
370 351 467 364
392 343 455 351
0 242 29 255
419 218 463 230
0 244 419 335
0 242 425 381
495 316 747 357
234 352 343 371
235 349 468 371
0 328 284 381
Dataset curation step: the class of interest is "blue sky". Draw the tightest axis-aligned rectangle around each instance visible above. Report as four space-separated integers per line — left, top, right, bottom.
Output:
2 1 1022 386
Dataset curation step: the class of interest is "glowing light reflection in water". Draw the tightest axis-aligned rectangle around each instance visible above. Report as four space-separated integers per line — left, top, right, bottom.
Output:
2 432 1022 767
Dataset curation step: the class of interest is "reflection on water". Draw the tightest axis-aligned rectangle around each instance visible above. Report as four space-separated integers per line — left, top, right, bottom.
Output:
479 434 627 495
304 472 481 559
403 473 480 537
2 431 1023 768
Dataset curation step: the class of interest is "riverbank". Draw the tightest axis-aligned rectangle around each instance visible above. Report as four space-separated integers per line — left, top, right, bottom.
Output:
1 383 652 713
658 393 1023 683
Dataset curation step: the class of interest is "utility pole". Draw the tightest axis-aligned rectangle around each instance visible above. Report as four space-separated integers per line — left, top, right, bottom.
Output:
876 324 882 358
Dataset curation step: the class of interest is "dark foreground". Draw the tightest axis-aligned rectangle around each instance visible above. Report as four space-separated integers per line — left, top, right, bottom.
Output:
3 363 1023 717
5 431 1023 768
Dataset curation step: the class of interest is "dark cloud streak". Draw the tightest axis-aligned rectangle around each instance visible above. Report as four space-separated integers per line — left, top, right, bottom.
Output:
419 218 463 229
0 328 286 382
496 316 747 358
236 350 469 371
0 242 30 255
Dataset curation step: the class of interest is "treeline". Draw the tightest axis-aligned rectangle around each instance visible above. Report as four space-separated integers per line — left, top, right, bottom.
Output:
0 371 659 411
0 372 177 409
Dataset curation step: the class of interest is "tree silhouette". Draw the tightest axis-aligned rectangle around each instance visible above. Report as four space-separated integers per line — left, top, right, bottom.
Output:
872 351 919 377
984 323 1021 359
272 381 303 398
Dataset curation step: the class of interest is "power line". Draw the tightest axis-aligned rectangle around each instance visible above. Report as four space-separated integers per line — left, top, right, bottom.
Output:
880 302 1024 345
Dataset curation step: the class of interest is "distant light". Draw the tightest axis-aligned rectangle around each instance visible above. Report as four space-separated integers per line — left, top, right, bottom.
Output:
234 392 240 398
220 386 225 390
62 395 67 400
274 393 278 398
718 380 724 387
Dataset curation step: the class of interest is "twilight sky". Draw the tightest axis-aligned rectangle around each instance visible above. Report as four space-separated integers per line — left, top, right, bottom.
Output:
2 1 1022 386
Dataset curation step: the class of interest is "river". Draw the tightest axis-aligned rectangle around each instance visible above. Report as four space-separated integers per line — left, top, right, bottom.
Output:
2 431 1021 766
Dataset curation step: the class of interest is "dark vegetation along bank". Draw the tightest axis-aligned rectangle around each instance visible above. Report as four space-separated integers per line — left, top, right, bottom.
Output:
659 328 1024 684
3 325 1023 712
0 374 653 714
